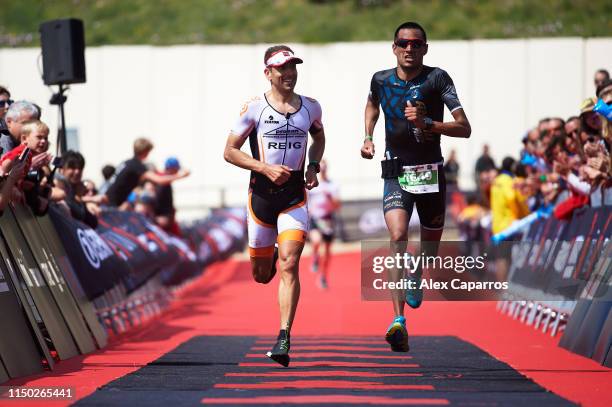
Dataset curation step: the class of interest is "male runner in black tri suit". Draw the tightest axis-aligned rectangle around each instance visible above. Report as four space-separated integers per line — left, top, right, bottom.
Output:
361 22 471 352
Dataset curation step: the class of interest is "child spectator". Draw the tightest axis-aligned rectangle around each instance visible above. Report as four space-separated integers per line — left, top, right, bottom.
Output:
0 120 54 214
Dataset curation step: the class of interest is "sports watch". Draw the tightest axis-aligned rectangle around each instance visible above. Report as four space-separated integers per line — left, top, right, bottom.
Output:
423 117 434 130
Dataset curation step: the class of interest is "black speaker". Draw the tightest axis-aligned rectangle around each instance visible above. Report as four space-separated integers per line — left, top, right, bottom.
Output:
39 19 86 86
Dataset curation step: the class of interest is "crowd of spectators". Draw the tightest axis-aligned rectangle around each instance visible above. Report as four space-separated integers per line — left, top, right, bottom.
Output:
3 67 609 242
457 69 612 245
0 85 190 235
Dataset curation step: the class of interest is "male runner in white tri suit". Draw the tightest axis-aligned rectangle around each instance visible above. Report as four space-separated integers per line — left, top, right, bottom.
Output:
224 45 325 367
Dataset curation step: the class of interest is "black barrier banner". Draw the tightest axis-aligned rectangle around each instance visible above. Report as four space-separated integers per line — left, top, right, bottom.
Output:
48 205 128 300
0 364 7 385
552 207 612 367
571 208 600 282
207 224 239 260
540 217 571 296
533 216 576 299
111 210 181 268
130 216 200 287
595 307 612 368
0 208 79 361
11 204 97 355
183 208 247 267
50 205 203 298
561 300 611 361
209 208 248 244
583 238 612 302
561 207 610 300
0 233 55 370
507 207 612 301
583 207 612 283
0 238 44 378
36 214 108 349
183 223 217 266
98 210 176 290
95 220 149 292
157 228 200 286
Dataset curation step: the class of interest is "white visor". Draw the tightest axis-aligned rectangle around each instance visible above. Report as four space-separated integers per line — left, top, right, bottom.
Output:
265 50 303 68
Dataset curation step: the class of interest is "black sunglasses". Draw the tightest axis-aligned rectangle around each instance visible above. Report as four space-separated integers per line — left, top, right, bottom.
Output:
0 99 14 108
394 38 426 49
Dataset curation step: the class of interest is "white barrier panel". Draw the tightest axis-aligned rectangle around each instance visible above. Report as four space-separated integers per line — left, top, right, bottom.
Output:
0 38 610 217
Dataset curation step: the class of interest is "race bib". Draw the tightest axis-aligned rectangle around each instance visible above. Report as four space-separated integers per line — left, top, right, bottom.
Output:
398 163 440 194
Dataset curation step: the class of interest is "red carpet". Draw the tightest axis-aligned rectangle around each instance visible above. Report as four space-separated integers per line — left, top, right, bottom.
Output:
5 251 611 406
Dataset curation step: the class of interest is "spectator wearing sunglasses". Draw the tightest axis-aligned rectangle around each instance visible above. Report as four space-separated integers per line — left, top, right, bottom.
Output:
564 116 581 157
564 116 580 141
0 86 13 136
546 117 565 139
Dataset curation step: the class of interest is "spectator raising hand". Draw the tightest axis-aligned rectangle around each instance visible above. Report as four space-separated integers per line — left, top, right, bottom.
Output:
104 138 190 210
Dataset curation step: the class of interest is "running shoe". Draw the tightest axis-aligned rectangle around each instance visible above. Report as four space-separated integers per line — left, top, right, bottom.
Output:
318 275 328 290
405 275 423 309
311 255 319 273
266 330 290 367
385 316 409 352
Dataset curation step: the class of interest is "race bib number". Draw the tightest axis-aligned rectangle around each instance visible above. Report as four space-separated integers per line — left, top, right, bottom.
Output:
398 164 439 194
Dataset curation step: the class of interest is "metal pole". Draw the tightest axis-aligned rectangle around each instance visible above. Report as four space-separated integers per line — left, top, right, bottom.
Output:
220 187 226 208
58 83 67 155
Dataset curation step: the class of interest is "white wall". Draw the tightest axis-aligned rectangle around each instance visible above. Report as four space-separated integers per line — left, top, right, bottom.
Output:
1 38 610 218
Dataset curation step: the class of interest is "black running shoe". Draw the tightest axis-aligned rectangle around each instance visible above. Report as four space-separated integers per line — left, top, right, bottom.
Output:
266 330 290 367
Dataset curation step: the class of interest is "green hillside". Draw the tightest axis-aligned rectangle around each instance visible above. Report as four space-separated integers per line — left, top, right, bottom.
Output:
1 0 610 47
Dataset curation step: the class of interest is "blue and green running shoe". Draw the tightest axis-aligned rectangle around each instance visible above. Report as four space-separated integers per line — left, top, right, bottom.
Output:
385 316 409 352
405 275 423 309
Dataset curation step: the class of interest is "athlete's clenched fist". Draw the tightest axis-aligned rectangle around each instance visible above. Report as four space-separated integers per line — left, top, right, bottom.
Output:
361 139 375 159
264 164 291 185
404 101 427 129
305 166 319 190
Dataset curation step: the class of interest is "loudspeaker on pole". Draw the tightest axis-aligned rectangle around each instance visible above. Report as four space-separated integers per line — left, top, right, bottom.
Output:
39 18 86 86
